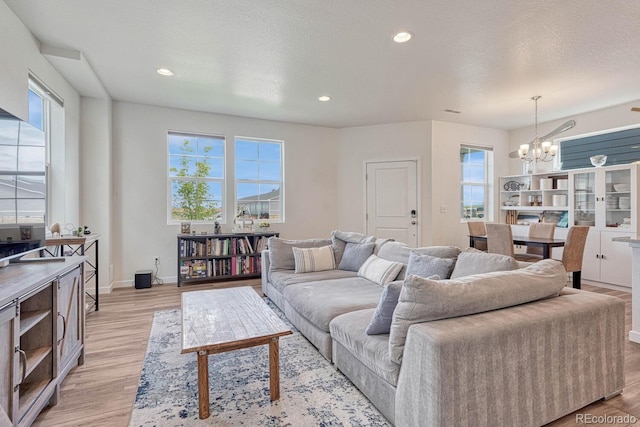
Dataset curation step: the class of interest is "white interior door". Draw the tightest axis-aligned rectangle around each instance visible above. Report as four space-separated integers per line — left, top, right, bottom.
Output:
365 160 418 246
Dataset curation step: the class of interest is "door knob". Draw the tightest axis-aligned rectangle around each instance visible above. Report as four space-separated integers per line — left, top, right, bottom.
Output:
411 220 416 225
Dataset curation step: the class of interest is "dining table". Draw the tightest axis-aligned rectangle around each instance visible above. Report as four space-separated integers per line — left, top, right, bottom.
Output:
469 234 566 259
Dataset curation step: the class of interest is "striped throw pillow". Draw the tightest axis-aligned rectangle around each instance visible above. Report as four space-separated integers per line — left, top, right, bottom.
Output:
357 254 403 286
292 245 336 273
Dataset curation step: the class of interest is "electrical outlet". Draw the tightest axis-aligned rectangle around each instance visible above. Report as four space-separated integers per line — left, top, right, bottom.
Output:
154 256 160 265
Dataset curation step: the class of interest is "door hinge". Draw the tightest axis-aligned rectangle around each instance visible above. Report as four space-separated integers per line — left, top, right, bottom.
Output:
366 213 369 220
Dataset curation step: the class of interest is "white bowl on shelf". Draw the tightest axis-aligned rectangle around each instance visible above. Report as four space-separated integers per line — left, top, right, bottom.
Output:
590 155 607 167
613 183 630 192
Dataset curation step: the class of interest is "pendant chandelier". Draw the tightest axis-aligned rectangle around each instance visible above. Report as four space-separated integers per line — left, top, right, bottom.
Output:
518 96 558 165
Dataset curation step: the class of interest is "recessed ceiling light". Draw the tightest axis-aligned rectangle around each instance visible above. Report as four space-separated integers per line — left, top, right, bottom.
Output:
157 68 174 76
318 95 331 102
443 109 461 114
393 31 413 43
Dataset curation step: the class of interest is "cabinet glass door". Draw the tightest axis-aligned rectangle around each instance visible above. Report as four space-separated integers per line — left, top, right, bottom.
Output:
573 171 596 226
605 168 631 228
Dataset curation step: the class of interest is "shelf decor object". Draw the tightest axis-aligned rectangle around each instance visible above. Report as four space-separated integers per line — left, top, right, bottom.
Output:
590 155 607 167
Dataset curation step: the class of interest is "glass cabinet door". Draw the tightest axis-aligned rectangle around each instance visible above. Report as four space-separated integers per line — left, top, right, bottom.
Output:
573 171 596 226
605 168 631 228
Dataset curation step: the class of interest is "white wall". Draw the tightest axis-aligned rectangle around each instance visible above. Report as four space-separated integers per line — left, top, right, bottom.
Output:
80 97 113 292
337 120 510 249
431 121 510 250
337 121 433 243
508 100 640 175
111 102 340 287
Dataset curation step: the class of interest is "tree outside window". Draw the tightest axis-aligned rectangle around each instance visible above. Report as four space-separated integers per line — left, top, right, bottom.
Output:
168 132 224 222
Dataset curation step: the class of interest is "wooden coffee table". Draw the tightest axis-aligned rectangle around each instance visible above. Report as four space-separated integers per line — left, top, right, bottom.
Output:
181 286 292 419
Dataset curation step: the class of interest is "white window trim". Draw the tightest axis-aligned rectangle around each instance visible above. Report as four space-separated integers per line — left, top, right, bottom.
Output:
166 130 226 225
460 144 494 222
234 136 285 223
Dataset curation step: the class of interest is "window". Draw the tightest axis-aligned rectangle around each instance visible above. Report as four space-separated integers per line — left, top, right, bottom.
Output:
0 87 47 224
168 132 225 222
235 137 283 221
460 145 493 221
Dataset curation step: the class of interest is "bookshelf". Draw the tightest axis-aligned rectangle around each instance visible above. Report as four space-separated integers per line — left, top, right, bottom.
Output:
176 232 279 286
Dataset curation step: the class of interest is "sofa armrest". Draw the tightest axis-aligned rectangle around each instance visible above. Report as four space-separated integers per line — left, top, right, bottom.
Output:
261 249 271 296
395 289 625 427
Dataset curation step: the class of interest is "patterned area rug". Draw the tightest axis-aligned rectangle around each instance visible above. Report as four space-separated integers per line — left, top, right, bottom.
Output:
129 303 390 426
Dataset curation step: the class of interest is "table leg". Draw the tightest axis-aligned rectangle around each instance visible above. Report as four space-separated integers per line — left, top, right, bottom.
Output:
269 338 280 401
572 271 581 289
197 351 210 419
543 244 550 259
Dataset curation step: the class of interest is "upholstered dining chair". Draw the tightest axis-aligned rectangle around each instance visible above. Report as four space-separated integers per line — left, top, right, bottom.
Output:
561 226 590 289
485 223 514 257
467 221 487 251
514 222 556 262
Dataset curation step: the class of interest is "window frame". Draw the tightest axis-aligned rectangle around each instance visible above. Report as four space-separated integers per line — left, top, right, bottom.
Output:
167 131 226 225
460 144 494 222
0 80 51 225
234 136 284 223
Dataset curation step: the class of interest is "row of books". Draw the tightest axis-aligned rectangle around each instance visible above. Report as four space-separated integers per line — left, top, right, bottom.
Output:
179 236 271 258
179 256 262 279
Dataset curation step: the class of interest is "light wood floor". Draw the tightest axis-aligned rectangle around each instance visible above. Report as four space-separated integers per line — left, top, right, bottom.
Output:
33 281 639 427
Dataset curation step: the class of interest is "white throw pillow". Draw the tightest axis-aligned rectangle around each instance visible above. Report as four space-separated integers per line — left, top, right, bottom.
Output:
292 245 336 273
357 254 403 286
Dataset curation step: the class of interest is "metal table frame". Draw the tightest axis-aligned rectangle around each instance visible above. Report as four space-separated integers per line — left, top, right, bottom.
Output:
45 234 100 311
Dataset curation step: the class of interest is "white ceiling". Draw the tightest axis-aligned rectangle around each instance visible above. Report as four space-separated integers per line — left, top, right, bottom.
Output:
6 0 640 129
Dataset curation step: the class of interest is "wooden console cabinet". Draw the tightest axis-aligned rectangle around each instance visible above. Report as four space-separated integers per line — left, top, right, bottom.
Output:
0 257 85 426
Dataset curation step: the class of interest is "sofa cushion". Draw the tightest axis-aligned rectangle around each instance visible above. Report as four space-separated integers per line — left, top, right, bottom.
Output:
284 277 383 332
338 242 376 272
449 251 520 279
268 237 333 271
292 245 336 273
330 308 401 386
377 242 461 279
269 269 357 294
388 259 567 364
406 251 455 279
357 255 403 287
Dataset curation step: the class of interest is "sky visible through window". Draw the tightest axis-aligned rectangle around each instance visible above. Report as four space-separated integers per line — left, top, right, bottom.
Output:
235 139 281 199
461 147 487 219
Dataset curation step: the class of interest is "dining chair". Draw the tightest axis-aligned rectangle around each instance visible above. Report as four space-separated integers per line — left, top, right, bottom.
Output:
485 223 514 257
561 226 590 289
514 222 556 262
467 221 487 251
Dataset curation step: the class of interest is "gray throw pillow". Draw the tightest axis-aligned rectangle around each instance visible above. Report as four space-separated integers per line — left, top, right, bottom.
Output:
365 274 440 335
449 251 519 279
406 251 455 279
365 281 403 335
331 230 375 265
338 242 376 271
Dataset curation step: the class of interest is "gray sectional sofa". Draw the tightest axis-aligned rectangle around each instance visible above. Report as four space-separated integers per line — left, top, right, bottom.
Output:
260 231 626 426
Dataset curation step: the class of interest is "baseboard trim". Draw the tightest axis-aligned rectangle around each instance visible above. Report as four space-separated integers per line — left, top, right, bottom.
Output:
581 280 631 293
